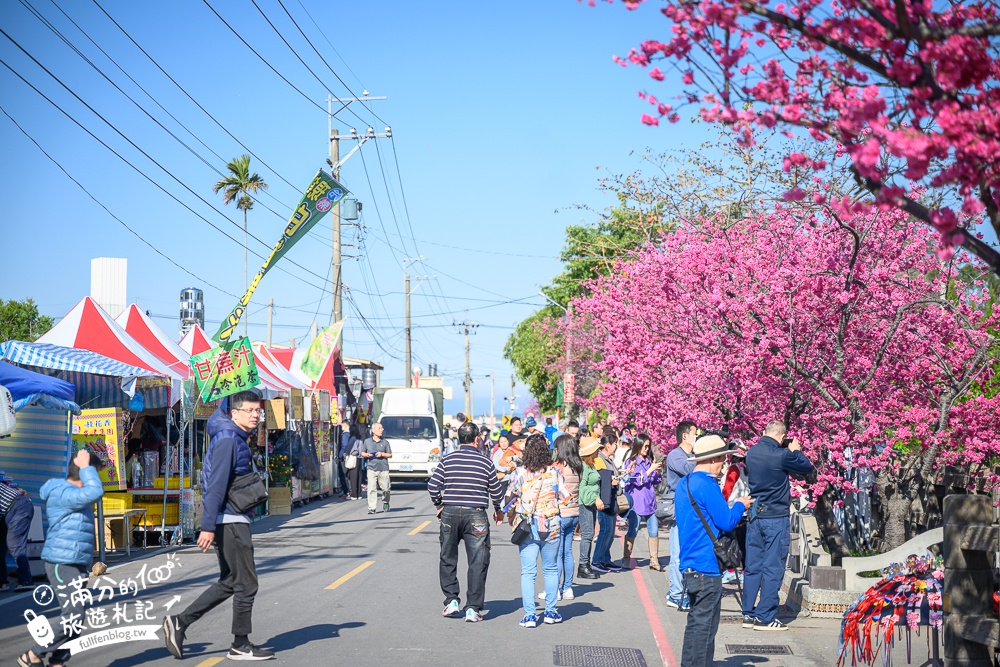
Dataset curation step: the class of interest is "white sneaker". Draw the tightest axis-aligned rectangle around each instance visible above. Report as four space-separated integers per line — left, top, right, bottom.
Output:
561 588 574 600
442 600 461 617
537 590 562 601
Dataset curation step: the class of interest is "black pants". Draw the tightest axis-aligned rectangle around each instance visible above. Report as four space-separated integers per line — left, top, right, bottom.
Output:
336 458 349 494
178 523 258 636
439 507 491 613
347 463 364 499
680 571 723 667
29 562 88 664
1 495 34 585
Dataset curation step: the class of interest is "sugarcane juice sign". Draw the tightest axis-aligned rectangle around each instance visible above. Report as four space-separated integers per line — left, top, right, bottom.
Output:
190 337 259 402
71 409 126 490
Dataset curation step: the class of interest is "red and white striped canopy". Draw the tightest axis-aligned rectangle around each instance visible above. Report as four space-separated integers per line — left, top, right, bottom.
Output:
115 304 190 378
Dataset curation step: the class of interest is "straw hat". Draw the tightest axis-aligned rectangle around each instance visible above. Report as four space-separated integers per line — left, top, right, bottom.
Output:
687 434 733 462
579 436 600 457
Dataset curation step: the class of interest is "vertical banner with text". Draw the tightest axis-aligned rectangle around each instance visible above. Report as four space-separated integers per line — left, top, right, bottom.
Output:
213 169 349 343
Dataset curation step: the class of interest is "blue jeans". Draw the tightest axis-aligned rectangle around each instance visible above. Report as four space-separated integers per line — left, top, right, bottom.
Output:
578 504 596 565
626 510 658 538
668 523 686 603
0 496 33 586
593 510 616 565
518 529 560 615
742 516 790 623
557 515 579 592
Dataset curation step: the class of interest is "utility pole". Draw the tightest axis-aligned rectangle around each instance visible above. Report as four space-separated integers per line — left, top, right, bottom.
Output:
266 298 274 348
326 92 388 350
455 321 479 416
403 257 432 387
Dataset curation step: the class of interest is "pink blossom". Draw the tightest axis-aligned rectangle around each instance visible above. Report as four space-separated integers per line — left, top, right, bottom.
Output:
641 114 660 126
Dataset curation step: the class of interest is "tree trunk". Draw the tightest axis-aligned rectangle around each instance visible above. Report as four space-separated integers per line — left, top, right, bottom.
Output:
877 471 914 551
813 488 851 563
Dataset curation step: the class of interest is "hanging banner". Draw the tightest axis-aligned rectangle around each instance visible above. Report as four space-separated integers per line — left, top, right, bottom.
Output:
300 321 344 382
213 169 349 343
71 409 125 490
190 337 259 402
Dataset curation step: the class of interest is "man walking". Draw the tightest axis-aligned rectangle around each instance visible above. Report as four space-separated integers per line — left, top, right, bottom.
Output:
18 449 103 667
664 420 697 610
1 474 34 591
428 421 504 623
163 391 273 661
676 435 753 667
336 420 351 498
362 422 393 514
741 420 815 631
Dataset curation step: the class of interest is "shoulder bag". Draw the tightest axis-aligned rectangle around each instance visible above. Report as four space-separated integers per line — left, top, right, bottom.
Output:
511 472 545 545
227 450 269 514
685 477 743 572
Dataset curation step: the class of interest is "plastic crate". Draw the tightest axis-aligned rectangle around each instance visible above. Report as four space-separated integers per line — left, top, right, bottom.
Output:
102 493 133 512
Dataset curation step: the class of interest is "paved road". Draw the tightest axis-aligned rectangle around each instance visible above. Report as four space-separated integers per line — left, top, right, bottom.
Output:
1 485 875 666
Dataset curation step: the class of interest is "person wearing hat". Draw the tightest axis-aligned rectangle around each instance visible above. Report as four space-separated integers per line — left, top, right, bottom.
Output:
575 437 603 579
675 435 753 667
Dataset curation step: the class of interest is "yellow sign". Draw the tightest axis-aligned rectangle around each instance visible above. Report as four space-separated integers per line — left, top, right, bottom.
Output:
71 408 126 490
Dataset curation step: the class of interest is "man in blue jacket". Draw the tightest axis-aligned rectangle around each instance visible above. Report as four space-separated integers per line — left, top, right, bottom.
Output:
163 391 273 661
741 420 815 631
19 448 103 667
676 435 753 667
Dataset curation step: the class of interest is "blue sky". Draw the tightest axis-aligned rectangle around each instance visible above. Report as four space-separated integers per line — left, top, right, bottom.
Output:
0 0 711 416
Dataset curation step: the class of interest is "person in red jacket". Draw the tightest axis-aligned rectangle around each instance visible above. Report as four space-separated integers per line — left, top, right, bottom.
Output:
719 440 749 585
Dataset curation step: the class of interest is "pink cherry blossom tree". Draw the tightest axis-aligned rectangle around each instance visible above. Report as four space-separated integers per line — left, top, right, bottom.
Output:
567 204 1000 551
600 0 1000 275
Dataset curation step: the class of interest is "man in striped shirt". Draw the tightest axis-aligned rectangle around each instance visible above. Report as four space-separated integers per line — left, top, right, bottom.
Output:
1 477 34 591
428 421 504 623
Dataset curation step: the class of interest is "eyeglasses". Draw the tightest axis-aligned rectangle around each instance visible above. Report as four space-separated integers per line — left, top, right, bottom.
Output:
234 408 264 416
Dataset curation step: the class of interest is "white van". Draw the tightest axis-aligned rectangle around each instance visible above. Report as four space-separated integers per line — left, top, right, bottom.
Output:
378 388 442 481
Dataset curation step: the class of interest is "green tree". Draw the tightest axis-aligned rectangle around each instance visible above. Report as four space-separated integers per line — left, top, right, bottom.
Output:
213 155 268 335
0 298 53 341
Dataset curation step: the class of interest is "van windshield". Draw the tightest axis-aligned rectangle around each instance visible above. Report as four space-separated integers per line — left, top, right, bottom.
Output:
381 416 437 439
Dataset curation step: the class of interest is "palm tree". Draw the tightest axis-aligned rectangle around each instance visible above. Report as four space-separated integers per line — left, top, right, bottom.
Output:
213 155 268 337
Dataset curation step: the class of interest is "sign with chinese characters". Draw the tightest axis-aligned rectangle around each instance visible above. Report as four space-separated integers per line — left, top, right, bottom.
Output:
300 321 344 381
189 337 259 402
213 169 349 343
71 409 125 490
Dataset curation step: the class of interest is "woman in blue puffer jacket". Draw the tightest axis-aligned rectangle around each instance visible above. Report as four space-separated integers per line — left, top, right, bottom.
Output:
20 449 103 667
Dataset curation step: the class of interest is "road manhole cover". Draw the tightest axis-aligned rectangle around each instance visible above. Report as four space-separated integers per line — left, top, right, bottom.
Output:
553 645 647 667
726 645 792 655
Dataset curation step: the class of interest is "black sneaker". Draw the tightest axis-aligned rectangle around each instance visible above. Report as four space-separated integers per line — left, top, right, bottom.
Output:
227 642 275 661
604 561 623 572
162 615 185 659
754 618 788 631
367 509 376 515
742 615 757 629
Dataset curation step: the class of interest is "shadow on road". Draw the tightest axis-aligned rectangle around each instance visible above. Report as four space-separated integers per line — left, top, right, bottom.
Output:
106 642 213 666
715 656 770 666
263 621 366 652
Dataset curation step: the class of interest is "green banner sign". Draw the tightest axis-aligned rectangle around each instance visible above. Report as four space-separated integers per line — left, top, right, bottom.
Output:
300 321 344 381
190 337 260 402
213 169 349 343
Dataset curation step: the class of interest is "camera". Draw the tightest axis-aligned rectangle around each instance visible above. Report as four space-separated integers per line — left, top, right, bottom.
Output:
780 436 792 448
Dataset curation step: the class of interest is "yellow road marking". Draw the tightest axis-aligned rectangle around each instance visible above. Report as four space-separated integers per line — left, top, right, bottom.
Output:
408 520 432 536
194 658 225 667
325 560 375 590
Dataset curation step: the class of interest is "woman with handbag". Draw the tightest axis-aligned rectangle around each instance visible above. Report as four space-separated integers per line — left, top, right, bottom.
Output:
623 433 664 570
576 438 602 580
591 435 623 573
345 424 365 500
675 435 753 667
504 434 569 629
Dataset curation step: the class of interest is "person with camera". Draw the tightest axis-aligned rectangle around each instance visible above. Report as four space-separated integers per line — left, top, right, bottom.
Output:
741 420 816 632
676 435 753 667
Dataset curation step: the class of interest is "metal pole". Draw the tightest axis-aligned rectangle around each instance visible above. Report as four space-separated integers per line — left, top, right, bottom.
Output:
405 272 412 388
160 406 171 544
565 304 574 420
464 326 471 416
490 374 495 427
328 108 343 347
267 298 274 348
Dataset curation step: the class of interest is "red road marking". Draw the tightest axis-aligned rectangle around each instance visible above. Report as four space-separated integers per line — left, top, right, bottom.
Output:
631 560 679 667
619 527 679 667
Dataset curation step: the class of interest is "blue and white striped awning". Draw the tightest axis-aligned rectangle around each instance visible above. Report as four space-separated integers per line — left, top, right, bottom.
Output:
0 341 161 377
0 341 173 410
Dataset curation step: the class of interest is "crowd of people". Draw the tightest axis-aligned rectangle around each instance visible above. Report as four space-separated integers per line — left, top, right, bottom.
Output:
427 414 816 667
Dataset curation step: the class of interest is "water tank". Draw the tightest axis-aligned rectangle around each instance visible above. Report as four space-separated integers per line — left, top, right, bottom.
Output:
361 368 377 390
428 363 438 377
180 288 204 334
